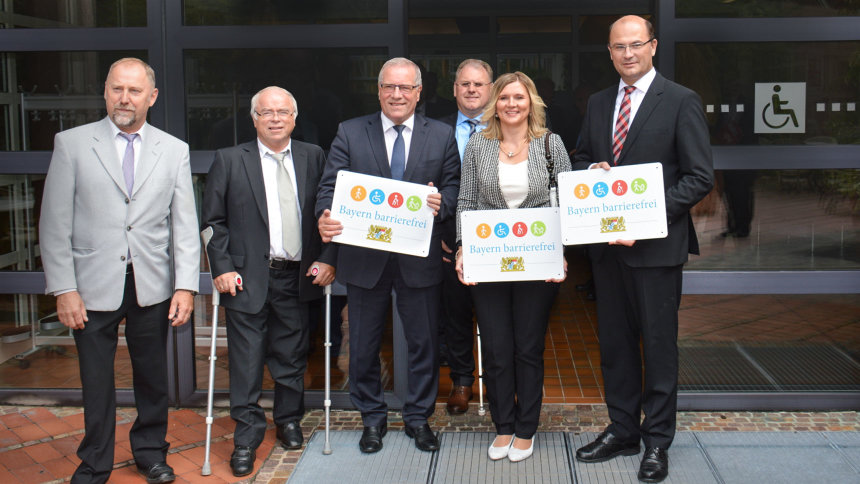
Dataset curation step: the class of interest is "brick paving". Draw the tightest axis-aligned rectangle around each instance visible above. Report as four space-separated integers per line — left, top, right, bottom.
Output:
1 404 858 483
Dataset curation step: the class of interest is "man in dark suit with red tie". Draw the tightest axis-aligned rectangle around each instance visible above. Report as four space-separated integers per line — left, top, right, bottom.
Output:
316 58 460 454
572 15 714 483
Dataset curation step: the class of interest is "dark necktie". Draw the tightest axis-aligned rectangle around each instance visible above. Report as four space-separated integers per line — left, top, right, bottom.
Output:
612 85 636 165
391 125 406 180
467 118 479 136
119 132 138 194
271 151 301 256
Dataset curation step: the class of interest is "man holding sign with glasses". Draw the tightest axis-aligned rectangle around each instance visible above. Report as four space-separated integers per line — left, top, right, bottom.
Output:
316 57 460 454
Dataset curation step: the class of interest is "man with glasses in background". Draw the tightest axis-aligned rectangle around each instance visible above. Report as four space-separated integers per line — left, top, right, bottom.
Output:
435 59 493 415
572 15 713 483
316 57 460 454
201 86 335 477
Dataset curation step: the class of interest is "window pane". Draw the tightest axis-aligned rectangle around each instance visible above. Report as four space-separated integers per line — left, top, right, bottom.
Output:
677 42 860 146
679 294 859 392
184 48 386 151
1 51 147 151
3 0 146 28
183 0 387 25
676 0 859 18
690 169 860 270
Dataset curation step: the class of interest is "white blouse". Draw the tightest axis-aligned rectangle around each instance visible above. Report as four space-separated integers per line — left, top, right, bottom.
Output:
498 160 529 209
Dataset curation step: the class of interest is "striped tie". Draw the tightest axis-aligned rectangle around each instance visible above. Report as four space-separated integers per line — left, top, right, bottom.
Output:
612 85 636 165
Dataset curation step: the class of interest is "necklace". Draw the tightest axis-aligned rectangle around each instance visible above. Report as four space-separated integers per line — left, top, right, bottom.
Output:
501 138 528 158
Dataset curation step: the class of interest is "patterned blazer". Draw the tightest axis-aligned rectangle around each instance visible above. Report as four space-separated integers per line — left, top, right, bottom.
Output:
456 132 571 242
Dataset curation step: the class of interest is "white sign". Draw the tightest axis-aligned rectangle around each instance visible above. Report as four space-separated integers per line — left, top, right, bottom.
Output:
460 207 564 283
330 170 437 257
558 163 667 245
754 82 806 134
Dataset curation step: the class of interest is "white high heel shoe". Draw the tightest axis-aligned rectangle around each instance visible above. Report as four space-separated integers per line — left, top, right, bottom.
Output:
508 437 534 462
488 436 514 460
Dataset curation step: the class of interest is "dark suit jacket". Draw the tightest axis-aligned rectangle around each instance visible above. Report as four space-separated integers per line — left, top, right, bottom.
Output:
202 139 335 313
573 73 714 268
315 112 460 289
437 112 460 249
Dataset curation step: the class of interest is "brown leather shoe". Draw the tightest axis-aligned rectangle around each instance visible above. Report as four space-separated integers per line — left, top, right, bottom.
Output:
446 385 473 414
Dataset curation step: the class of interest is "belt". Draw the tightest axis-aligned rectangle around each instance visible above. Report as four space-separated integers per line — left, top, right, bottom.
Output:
268 257 301 271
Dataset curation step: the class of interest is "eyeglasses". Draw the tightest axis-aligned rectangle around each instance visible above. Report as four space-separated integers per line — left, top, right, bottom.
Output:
457 81 490 89
609 38 654 54
380 84 419 94
255 109 294 120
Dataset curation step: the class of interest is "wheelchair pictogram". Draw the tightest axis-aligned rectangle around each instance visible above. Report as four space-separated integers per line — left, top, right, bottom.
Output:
762 85 799 129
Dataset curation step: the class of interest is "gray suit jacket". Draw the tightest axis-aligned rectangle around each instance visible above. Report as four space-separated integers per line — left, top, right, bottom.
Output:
456 132 572 242
40 117 200 311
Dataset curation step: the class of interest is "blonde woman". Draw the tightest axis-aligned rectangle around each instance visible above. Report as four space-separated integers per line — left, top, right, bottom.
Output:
455 71 571 462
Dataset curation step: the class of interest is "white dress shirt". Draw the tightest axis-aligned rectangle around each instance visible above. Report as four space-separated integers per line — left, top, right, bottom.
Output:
258 138 302 261
109 120 147 177
381 113 415 168
611 67 657 135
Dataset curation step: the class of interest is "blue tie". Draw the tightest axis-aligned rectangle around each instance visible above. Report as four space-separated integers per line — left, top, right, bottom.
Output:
468 118 479 136
391 125 406 180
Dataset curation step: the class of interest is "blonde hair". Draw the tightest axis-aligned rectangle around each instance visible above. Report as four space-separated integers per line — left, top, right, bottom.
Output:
481 71 547 140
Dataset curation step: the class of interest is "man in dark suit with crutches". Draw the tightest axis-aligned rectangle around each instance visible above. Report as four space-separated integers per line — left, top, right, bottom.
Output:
201 86 335 477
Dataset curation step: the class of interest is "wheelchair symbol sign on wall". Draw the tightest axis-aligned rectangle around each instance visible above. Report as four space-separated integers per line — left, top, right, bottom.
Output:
754 82 806 134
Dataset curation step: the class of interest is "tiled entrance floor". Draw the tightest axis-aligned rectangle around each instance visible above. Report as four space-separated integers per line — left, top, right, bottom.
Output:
1 404 858 483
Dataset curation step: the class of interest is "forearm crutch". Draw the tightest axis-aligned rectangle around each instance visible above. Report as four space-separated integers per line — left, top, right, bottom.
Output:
476 324 486 416
323 283 333 455
200 227 219 475
199 227 245 475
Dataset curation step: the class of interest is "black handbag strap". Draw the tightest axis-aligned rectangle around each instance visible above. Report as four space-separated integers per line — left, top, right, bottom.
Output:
544 130 556 189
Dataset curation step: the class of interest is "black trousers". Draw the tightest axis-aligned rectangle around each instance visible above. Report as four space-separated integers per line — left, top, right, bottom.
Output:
347 258 440 427
471 280 559 439
72 270 170 484
441 255 475 387
226 266 307 449
592 249 682 449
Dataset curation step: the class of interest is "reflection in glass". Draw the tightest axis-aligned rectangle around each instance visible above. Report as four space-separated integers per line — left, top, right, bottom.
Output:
679 294 859 392
1 51 146 151
183 0 386 25
677 42 860 145
2 1 146 28
184 49 386 151
676 0 859 18
690 169 860 270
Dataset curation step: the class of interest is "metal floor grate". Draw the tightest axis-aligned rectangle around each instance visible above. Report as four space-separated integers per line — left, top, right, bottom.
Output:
288 430 860 483
679 342 860 392
433 432 572 484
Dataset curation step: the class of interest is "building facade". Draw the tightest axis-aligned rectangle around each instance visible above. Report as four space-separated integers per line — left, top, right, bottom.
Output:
0 0 857 409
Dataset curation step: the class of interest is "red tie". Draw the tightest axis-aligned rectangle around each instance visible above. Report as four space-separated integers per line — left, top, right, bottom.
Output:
612 85 636 165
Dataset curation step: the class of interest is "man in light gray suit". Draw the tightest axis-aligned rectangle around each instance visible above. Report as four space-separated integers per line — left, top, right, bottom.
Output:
39 57 199 484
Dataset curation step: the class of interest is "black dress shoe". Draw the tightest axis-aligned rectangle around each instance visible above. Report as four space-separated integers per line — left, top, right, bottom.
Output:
405 423 439 452
276 421 304 450
576 429 640 463
359 425 387 453
638 447 668 483
230 446 256 477
136 462 175 484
